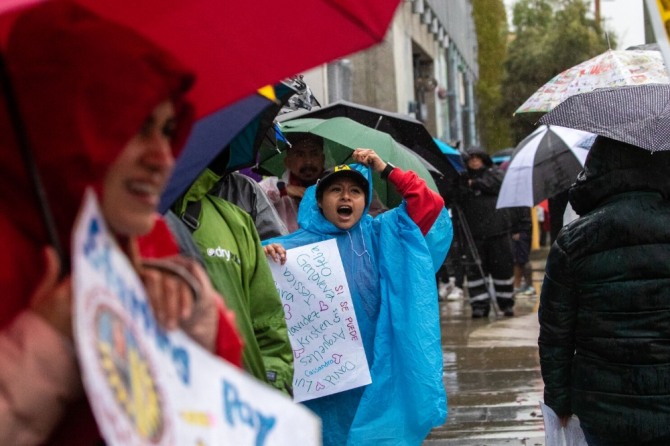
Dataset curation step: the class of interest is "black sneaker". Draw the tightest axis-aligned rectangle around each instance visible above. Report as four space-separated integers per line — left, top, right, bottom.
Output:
502 308 515 317
471 307 489 319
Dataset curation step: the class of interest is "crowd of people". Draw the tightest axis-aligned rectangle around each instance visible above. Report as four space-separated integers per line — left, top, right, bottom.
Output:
436 147 539 319
0 2 451 445
3 2 669 446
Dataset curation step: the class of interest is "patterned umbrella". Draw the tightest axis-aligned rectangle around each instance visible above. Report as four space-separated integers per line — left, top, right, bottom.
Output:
539 83 670 152
515 50 669 114
496 125 594 208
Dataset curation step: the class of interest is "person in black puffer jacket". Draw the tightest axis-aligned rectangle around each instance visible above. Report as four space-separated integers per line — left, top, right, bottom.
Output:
539 136 670 446
459 147 514 317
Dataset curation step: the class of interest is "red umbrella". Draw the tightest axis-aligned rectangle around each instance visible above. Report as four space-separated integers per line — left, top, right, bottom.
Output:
1 0 401 118
0 0 401 258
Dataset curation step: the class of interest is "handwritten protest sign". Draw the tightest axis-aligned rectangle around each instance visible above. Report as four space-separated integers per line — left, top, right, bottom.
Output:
72 190 321 446
267 239 371 403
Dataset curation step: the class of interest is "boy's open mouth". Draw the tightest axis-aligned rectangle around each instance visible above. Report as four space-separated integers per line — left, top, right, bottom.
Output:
337 205 353 216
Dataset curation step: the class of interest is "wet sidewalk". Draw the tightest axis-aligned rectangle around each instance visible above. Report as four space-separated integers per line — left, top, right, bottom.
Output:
424 248 549 446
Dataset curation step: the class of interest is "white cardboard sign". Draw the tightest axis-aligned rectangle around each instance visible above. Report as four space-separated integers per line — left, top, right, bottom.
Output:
72 190 321 446
267 239 371 403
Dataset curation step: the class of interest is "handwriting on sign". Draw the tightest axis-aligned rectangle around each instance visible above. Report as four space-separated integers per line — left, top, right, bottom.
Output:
322 361 356 386
268 239 371 402
345 317 359 341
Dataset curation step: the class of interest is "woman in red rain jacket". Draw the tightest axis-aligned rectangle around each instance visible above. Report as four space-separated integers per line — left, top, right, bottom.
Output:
0 3 242 444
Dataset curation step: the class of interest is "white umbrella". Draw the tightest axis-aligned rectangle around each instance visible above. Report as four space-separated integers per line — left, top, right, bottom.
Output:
496 125 594 208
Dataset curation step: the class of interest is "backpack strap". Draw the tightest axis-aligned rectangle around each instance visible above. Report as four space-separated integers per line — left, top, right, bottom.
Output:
181 200 202 232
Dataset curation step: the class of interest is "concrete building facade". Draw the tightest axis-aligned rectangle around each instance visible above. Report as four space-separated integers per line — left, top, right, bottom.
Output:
300 0 479 148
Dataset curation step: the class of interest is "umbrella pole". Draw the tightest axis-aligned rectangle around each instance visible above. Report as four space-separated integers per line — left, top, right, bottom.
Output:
452 204 500 317
373 115 383 130
0 56 66 275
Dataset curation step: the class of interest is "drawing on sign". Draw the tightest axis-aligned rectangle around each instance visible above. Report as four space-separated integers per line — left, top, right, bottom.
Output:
94 303 165 441
74 190 322 445
268 238 372 402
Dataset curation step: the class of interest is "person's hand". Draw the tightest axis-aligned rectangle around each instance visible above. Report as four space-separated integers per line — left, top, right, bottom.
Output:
559 415 572 428
286 184 306 200
353 148 386 173
511 233 520 241
30 246 73 339
141 256 204 330
171 258 221 352
142 256 223 351
264 243 287 265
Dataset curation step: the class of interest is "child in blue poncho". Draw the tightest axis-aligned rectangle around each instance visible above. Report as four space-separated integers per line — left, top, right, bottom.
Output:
263 148 453 446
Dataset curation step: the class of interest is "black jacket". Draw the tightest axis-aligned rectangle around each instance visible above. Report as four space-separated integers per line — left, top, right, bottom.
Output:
509 206 531 235
539 136 670 443
459 148 510 239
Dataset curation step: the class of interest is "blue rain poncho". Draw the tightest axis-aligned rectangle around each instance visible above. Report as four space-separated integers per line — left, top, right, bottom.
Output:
263 163 452 445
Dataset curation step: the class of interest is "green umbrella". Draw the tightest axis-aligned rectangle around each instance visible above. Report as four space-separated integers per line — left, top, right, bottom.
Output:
258 117 439 207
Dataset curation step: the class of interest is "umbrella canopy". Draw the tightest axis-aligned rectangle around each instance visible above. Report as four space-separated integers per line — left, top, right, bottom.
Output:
539 83 670 152
433 138 466 173
515 50 669 114
0 0 401 118
259 117 439 207
496 125 594 209
279 100 459 182
491 147 514 165
159 83 296 213
0 0 402 260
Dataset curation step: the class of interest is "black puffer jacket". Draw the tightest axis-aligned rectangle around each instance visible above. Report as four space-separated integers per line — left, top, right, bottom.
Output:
539 136 670 443
459 147 510 238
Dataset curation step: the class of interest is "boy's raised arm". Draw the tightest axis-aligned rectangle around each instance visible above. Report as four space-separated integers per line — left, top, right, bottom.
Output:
352 148 444 235
387 168 444 235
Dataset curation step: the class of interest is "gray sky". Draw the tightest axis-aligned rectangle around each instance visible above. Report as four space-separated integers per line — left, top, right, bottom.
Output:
503 0 645 50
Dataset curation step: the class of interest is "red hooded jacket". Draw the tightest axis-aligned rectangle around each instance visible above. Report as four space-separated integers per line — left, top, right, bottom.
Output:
0 2 241 444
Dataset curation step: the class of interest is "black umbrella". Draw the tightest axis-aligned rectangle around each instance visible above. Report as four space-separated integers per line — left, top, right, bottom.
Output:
277 100 459 184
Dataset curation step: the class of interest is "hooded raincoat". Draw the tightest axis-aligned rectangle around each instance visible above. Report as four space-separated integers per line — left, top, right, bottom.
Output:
0 3 241 444
264 163 452 445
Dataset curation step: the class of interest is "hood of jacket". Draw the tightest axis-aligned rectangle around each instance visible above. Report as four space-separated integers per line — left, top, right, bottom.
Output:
569 136 670 215
464 146 493 169
297 162 373 235
0 1 194 253
0 1 194 329
174 168 222 217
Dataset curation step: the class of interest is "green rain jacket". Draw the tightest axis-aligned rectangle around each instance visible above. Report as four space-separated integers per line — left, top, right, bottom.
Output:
173 169 294 394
